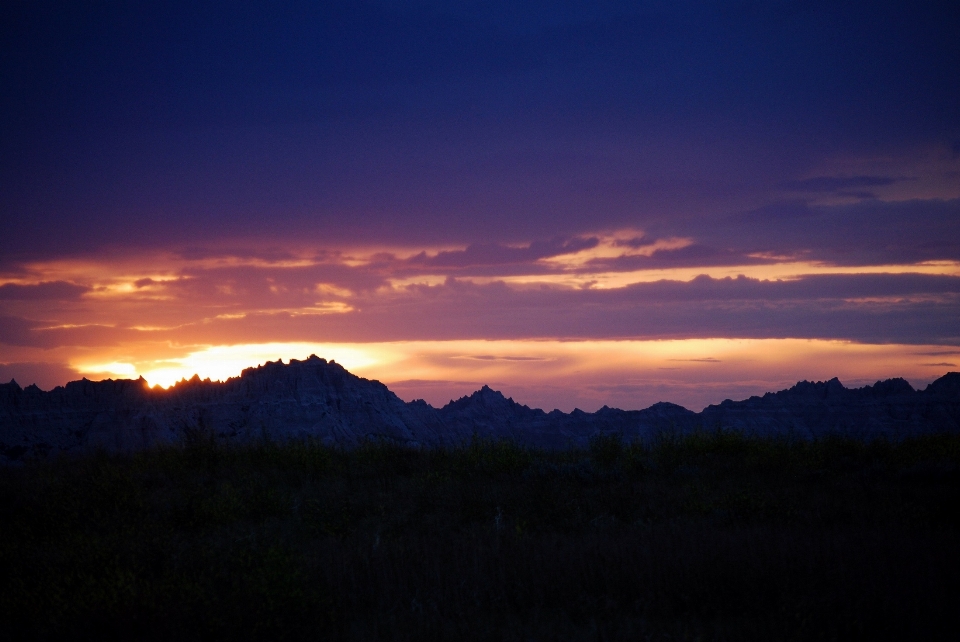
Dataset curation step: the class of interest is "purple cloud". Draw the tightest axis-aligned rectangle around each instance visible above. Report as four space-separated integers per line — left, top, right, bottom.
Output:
782 175 901 192
703 198 960 266
120 273 956 347
0 281 89 300
406 237 599 269
0 316 39 347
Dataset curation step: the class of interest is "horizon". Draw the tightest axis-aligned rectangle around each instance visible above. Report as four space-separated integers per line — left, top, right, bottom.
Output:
3 2 959 411
4 352 956 414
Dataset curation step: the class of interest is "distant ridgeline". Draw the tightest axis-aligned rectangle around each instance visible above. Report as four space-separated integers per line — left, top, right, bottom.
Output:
1 355 959 464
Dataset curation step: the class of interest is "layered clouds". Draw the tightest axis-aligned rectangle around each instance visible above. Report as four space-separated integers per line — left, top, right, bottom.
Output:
2 206 959 409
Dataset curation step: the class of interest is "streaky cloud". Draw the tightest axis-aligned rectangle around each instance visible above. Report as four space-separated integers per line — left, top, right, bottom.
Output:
782 175 901 193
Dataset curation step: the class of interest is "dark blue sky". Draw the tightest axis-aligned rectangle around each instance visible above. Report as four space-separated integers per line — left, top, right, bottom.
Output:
4 0 958 258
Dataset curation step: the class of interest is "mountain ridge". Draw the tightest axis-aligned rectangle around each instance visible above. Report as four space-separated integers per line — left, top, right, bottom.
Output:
1 355 958 464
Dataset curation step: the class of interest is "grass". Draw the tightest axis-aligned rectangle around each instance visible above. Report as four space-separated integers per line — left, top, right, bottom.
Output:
1 431 959 640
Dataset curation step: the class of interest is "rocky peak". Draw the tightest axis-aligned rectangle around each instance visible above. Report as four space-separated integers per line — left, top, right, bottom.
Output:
473 385 510 405
0 380 22 406
641 402 698 419
925 372 960 396
700 371 960 440
762 377 846 401
778 376 922 402
863 378 915 396
443 385 515 411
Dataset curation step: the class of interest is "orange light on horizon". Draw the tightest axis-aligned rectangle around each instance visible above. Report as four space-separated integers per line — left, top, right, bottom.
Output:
67 338 959 412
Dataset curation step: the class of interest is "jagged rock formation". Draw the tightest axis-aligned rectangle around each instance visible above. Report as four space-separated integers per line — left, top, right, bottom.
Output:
0 357 439 462
1 355 958 464
434 386 698 447
700 375 960 441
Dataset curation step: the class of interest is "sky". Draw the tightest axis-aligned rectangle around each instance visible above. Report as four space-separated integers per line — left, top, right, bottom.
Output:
2 0 959 411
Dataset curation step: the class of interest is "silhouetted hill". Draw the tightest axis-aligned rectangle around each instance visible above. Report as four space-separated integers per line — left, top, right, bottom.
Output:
1 355 958 463
700 374 960 440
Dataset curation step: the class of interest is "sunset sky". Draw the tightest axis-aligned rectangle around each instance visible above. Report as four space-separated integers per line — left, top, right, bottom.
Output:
2 1 959 411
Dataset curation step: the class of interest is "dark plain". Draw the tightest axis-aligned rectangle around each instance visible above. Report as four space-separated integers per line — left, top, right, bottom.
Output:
2 432 959 641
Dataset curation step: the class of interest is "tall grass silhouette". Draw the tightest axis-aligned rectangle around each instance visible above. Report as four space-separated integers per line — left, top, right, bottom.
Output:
2 432 958 640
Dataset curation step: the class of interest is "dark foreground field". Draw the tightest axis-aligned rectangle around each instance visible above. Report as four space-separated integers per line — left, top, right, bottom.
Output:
2 433 959 641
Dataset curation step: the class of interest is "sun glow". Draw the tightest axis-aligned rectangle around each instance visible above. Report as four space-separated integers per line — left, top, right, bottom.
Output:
65 339 958 412
77 362 139 378
129 343 384 388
